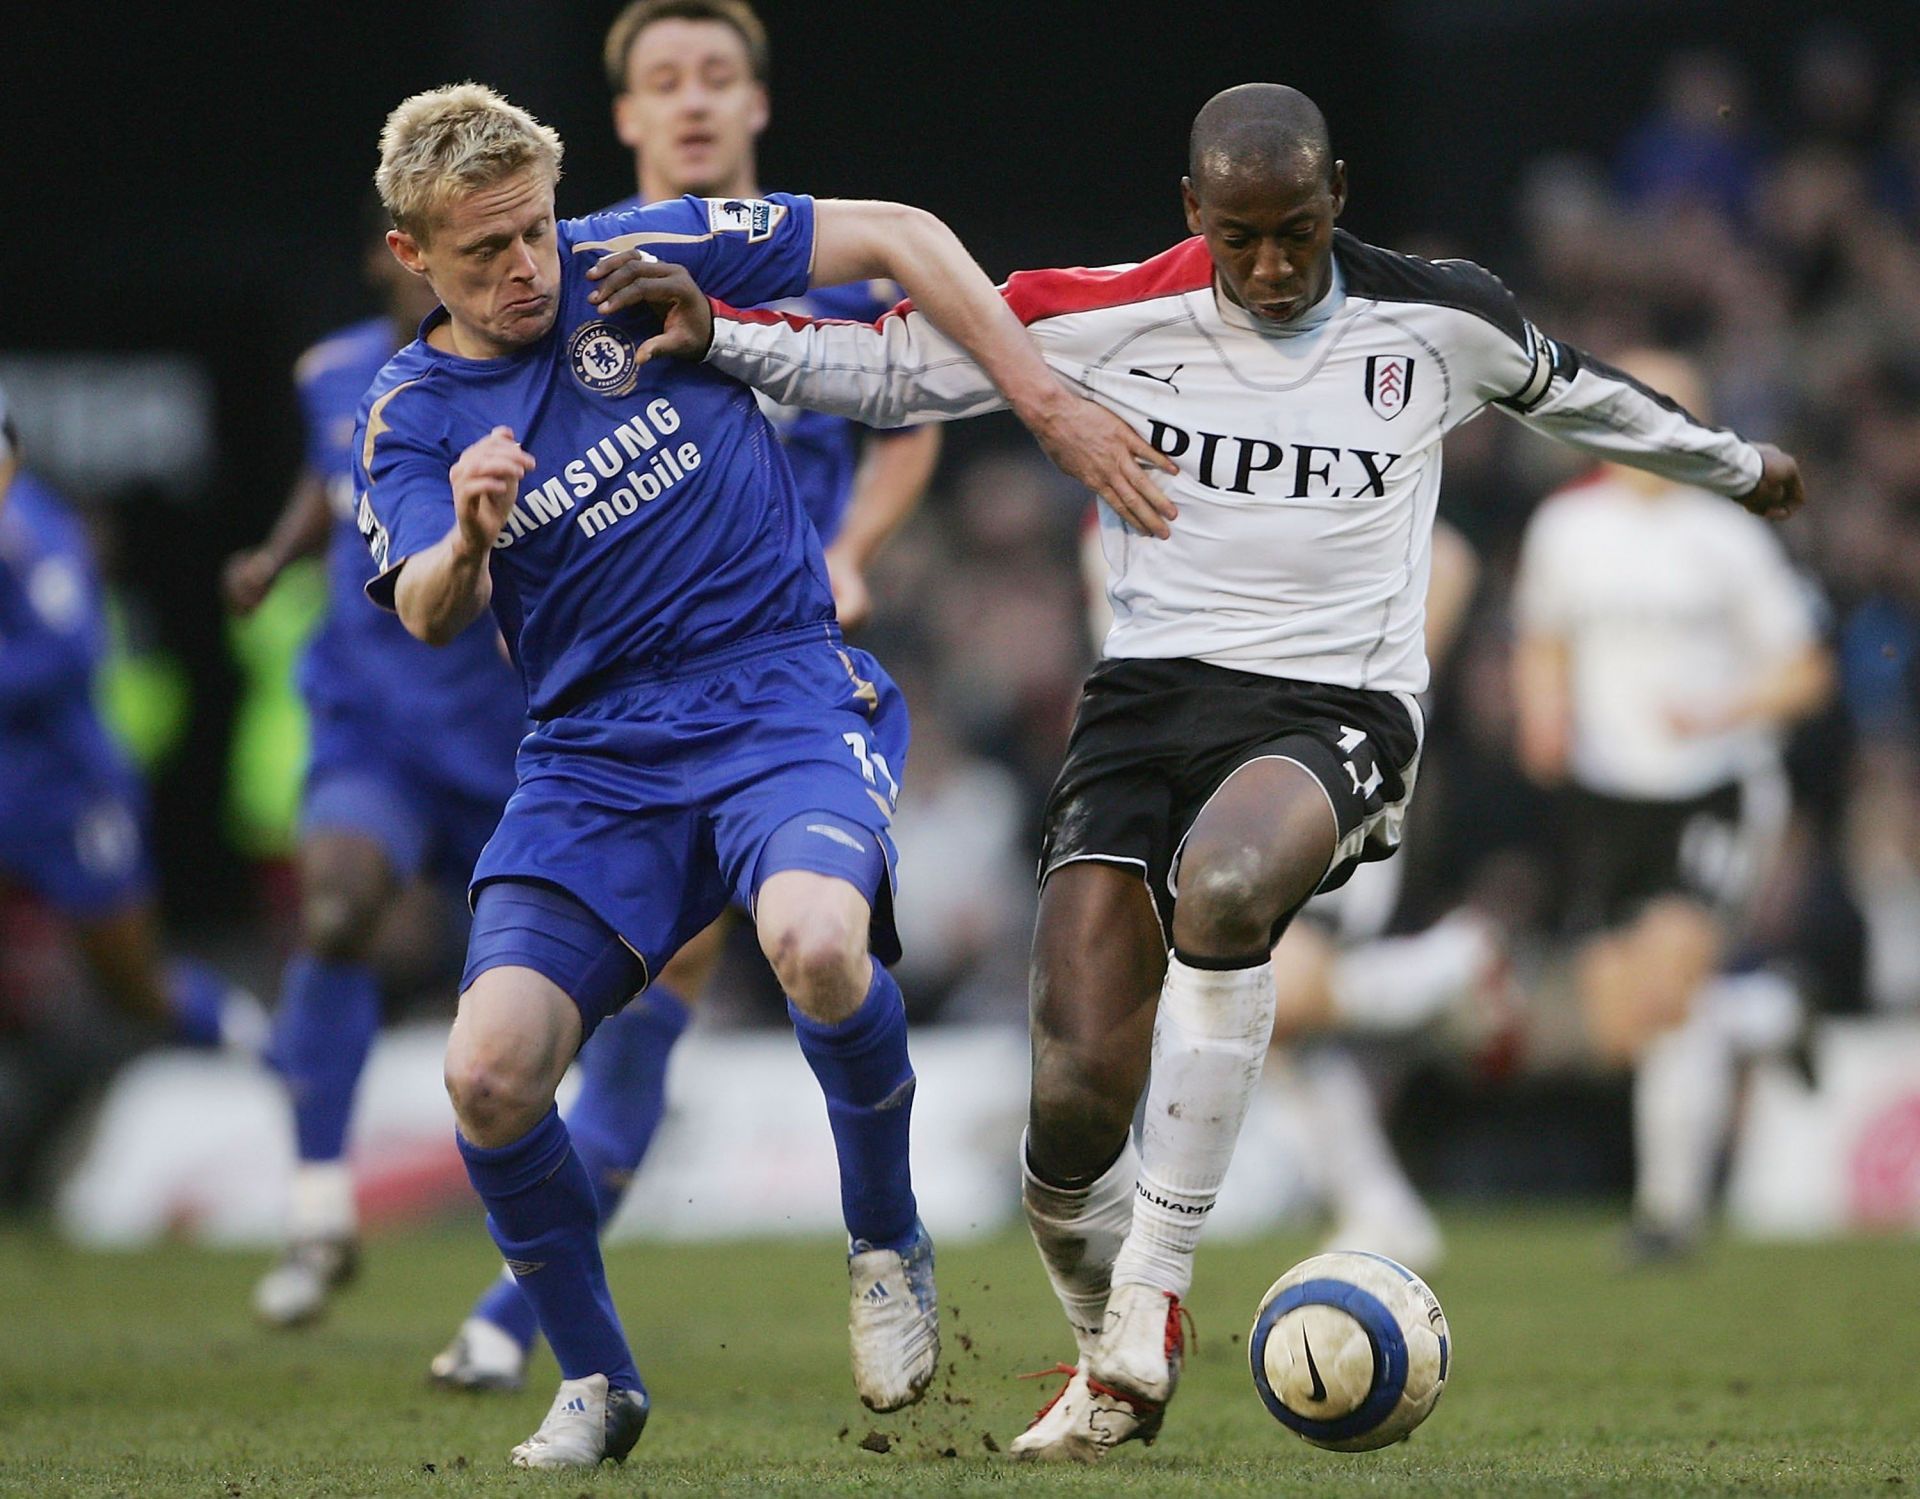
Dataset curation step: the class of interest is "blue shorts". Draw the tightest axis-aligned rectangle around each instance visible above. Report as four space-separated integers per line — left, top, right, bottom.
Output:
470 624 908 987
301 703 514 891
0 780 151 919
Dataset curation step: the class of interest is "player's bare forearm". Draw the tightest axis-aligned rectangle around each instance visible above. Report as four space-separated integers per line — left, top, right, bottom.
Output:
824 427 941 631
836 427 941 569
391 530 492 646
223 469 332 615
809 202 1062 414
391 426 530 645
1513 633 1572 784
811 200 1178 537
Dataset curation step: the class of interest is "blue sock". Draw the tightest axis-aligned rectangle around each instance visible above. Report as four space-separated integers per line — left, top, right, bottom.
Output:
166 958 231 1050
789 964 919 1251
473 984 691 1349
458 1107 641 1392
265 955 381 1161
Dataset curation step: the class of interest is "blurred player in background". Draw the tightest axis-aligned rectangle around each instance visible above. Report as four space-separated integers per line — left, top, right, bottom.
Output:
0 385 255 1054
427 0 943 1394
222 200 528 1327
358 82 1155 1467
1512 346 1833 1265
617 80 1807 1459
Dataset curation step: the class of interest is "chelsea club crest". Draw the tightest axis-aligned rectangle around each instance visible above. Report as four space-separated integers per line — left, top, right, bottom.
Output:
570 320 640 397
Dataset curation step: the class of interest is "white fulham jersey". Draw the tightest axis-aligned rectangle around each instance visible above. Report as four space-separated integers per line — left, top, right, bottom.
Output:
706 231 1763 694
1513 472 1819 800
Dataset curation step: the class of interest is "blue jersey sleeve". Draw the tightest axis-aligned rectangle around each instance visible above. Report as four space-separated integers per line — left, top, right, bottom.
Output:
570 193 815 311
295 321 394 479
354 383 459 610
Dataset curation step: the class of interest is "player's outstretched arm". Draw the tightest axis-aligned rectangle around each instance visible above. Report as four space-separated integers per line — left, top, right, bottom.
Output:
812 200 1176 537
390 426 532 645
588 215 1179 538
1488 329 1801 521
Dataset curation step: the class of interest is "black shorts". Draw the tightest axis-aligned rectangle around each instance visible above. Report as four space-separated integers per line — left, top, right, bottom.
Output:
1037 657 1425 940
1561 770 1789 933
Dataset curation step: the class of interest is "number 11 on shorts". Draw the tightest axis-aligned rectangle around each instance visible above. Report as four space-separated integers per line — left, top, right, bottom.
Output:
843 731 900 810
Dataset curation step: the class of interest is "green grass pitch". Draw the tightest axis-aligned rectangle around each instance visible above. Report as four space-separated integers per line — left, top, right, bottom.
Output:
2 1207 1916 1495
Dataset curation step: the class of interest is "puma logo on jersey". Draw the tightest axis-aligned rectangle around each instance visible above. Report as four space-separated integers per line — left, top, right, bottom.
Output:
1146 420 1404 498
1128 362 1185 392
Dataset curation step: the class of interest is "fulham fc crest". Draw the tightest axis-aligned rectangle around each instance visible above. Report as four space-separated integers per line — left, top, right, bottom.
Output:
1364 355 1415 420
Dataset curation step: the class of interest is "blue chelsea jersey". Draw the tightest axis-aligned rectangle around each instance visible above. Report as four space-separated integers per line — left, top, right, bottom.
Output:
602 193 903 542
292 317 526 796
0 472 133 801
355 193 831 719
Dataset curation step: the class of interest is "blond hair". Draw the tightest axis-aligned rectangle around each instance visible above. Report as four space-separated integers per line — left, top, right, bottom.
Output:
375 82 564 242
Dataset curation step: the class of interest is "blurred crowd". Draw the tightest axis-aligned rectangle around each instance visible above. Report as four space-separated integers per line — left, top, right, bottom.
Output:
1403 24 1920 1022
4 20 1920 1215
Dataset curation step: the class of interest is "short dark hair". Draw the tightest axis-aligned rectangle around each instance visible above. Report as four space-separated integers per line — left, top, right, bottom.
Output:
603 0 770 92
1188 83 1333 189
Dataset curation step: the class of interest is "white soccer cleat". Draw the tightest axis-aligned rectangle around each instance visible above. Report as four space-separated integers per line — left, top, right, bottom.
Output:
509 1373 648 1469
1091 1282 1188 1409
1007 1360 1165 1463
429 1316 529 1393
252 1237 358 1328
847 1220 940 1412
1010 1285 1192 1462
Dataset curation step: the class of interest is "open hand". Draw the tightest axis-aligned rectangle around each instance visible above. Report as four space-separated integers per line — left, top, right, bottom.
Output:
1022 387 1179 539
587 252 715 362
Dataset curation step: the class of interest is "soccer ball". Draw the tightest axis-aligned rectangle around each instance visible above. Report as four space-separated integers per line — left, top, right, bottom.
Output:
1248 1250 1450 1452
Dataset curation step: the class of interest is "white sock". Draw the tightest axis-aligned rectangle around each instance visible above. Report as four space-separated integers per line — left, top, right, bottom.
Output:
1327 913 1493 1033
287 1160 357 1242
1110 953 1276 1298
1698 970 1804 1058
1633 1010 1737 1235
1021 1130 1138 1358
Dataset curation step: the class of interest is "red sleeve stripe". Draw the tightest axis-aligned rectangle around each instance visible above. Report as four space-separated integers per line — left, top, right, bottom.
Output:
710 298 909 331
710 236 1211 335
1001 238 1213 326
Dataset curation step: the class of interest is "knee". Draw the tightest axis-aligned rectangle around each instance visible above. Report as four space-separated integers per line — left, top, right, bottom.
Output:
444 1029 552 1145
1172 843 1289 955
301 883 380 964
760 905 869 1020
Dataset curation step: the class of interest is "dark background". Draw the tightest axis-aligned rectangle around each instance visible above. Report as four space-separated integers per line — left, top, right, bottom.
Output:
4 0 1917 925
